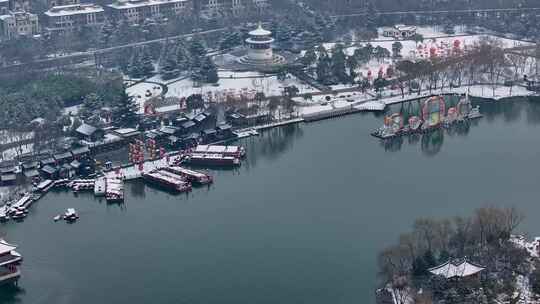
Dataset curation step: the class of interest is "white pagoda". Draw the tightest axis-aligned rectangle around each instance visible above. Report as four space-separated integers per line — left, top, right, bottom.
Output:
238 22 285 68
245 22 274 62
0 239 22 285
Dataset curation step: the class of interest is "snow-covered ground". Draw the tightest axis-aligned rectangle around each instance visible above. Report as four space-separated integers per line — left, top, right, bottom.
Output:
126 81 164 114
123 25 536 120
166 71 319 99
126 70 320 114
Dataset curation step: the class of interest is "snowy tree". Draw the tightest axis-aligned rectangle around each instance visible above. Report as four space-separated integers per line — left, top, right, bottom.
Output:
161 50 179 80
316 53 332 84
141 48 155 77
301 48 317 66
331 44 348 83
201 56 219 84
113 89 139 127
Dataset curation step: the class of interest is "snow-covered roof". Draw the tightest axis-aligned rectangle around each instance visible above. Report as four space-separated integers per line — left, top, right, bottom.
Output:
76 123 98 136
108 0 187 10
395 25 416 32
45 4 104 17
249 23 271 36
0 239 17 255
428 259 485 279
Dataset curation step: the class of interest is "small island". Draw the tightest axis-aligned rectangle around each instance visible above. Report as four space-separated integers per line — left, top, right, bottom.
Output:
376 206 540 304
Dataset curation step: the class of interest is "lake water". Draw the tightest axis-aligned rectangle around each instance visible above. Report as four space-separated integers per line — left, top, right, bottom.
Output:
2 97 540 304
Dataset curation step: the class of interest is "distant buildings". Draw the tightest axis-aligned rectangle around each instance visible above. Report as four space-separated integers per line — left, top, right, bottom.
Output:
0 11 39 39
44 3 105 32
0 0 271 39
382 25 417 39
106 0 193 24
199 0 268 18
0 0 38 40
0 0 9 15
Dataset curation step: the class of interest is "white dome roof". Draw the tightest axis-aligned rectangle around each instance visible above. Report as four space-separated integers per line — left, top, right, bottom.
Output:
249 23 271 36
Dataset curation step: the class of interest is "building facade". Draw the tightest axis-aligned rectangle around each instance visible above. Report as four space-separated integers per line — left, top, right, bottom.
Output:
0 11 39 39
382 25 417 39
199 0 268 18
0 0 9 15
44 3 104 32
47 0 80 9
106 0 193 24
8 0 30 12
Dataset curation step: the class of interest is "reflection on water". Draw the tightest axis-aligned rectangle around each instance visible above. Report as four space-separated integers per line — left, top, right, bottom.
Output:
0 285 25 303
129 179 146 199
243 124 304 169
377 96 538 155
421 128 444 157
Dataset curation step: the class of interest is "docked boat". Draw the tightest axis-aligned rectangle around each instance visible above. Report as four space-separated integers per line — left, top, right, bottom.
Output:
185 153 240 167
164 166 213 185
467 106 482 119
35 180 54 193
192 145 246 158
142 170 192 193
94 176 106 197
53 215 61 222
7 194 33 218
105 178 124 203
54 179 71 188
63 208 79 222
72 179 95 192
10 210 26 221
0 206 8 222
0 239 23 285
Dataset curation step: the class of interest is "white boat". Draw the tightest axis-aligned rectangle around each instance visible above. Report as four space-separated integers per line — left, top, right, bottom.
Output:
0 206 9 222
467 106 483 119
11 210 26 221
63 208 79 222
105 178 124 202
94 176 106 196
35 180 54 193
53 215 61 222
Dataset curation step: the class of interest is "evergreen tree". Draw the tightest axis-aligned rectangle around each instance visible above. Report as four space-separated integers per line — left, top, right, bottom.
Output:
301 48 317 66
346 56 358 84
127 51 143 78
331 44 348 83
161 50 179 80
189 38 206 62
201 57 219 84
80 93 103 120
113 89 139 127
141 48 155 77
176 45 190 71
412 255 428 277
423 250 437 269
316 53 332 84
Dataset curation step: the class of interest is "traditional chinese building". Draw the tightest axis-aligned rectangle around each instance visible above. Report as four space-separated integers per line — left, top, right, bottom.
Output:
382 25 417 39
0 239 22 285
428 258 485 281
